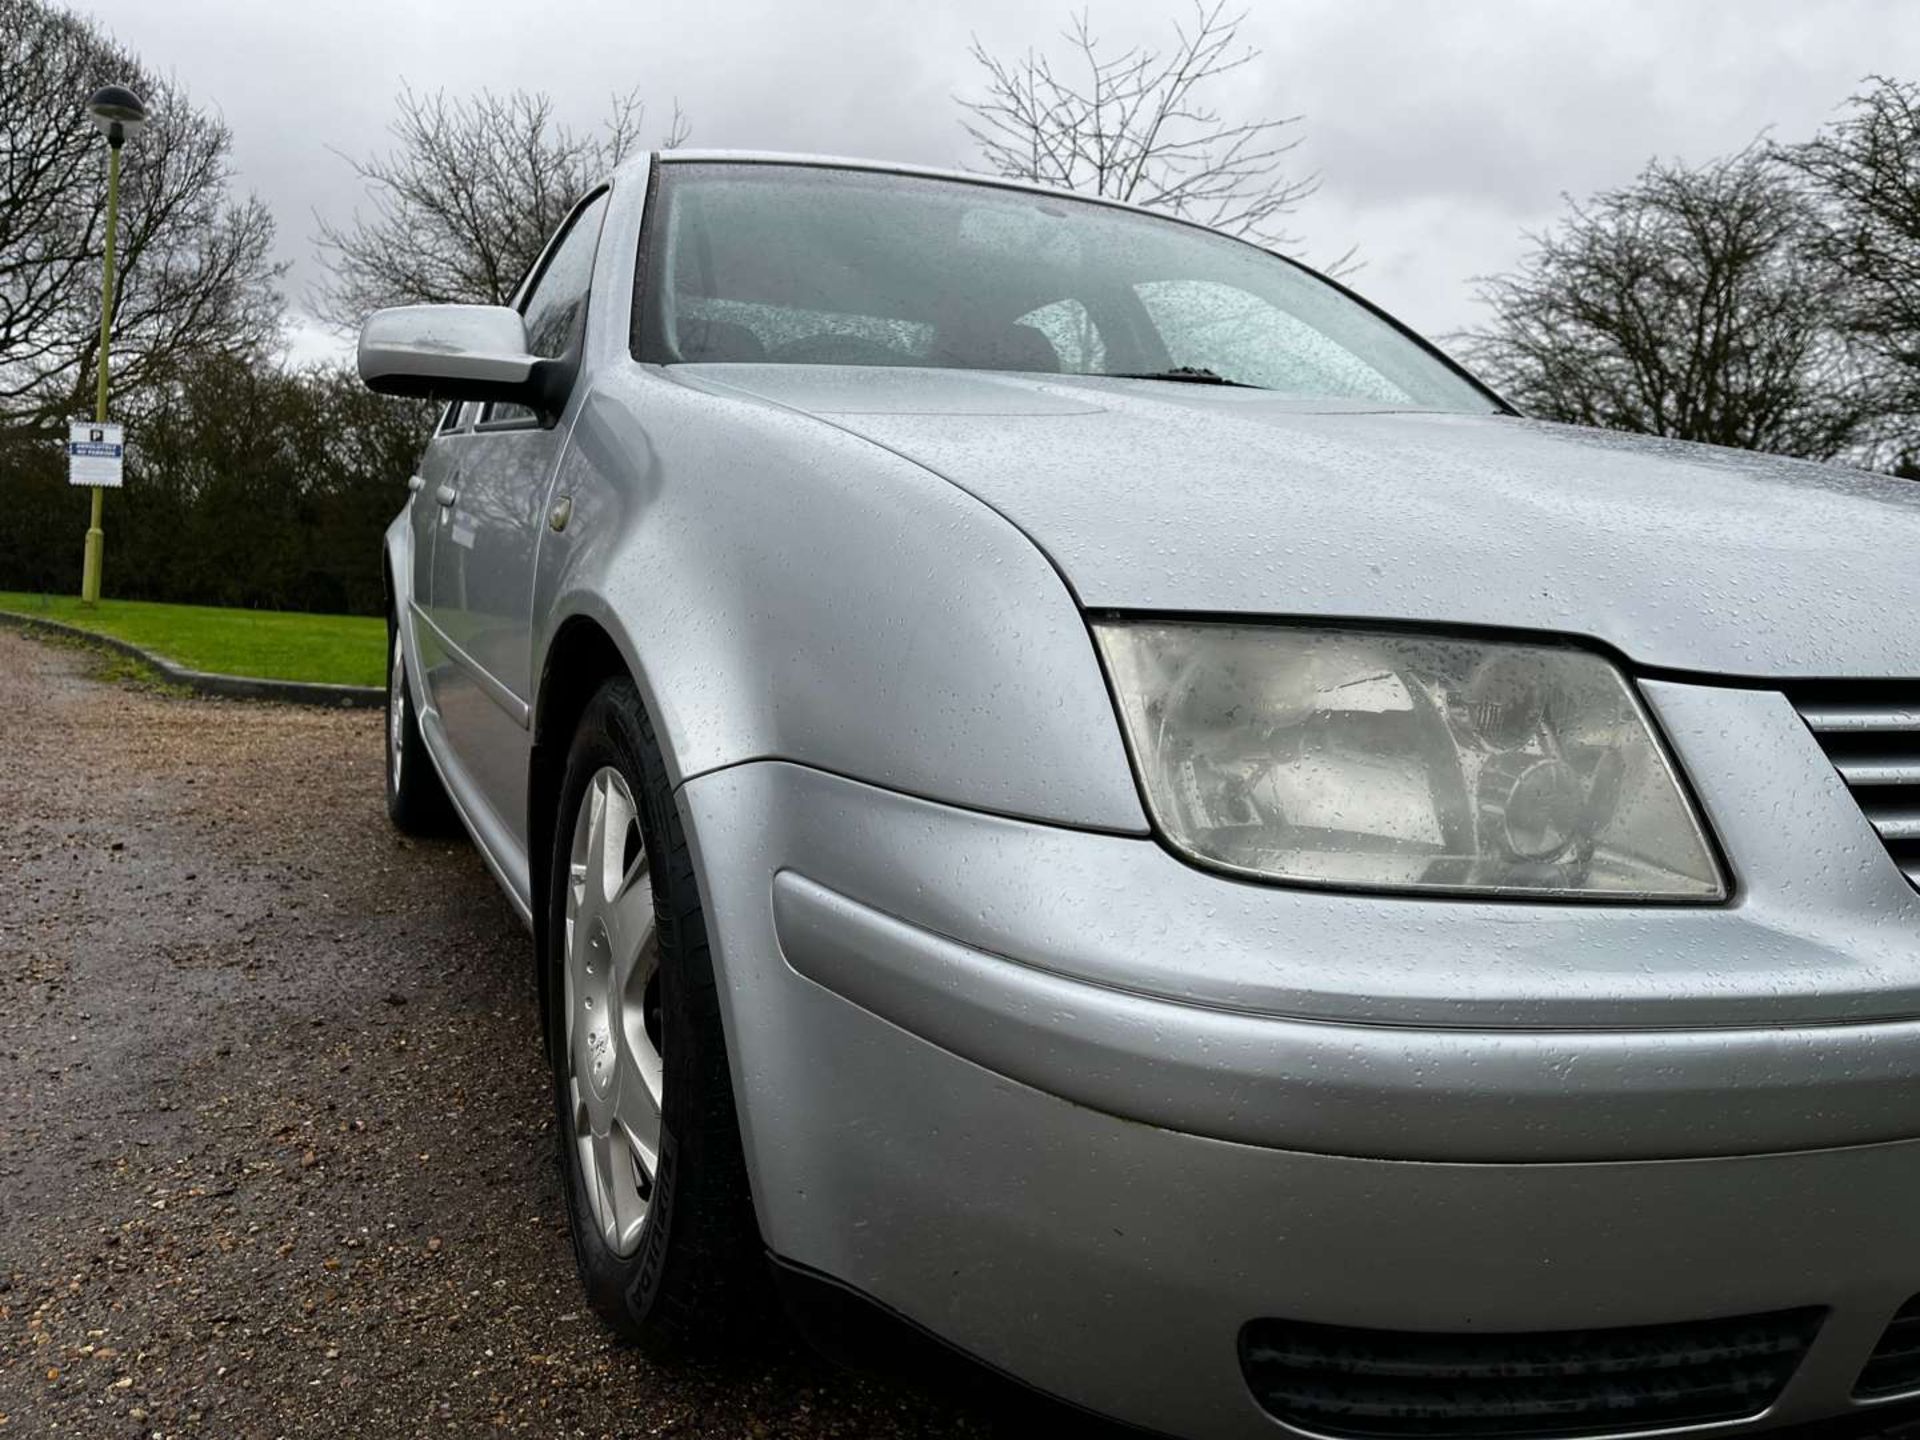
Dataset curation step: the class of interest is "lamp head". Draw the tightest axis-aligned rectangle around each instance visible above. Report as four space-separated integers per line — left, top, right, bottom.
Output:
86 85 148 146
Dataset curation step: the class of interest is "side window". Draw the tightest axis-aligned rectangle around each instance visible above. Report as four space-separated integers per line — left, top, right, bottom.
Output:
1135 279 1406 401
1017 298 1107 374
483 190 610 424
436 401 467 434
675 295 933 363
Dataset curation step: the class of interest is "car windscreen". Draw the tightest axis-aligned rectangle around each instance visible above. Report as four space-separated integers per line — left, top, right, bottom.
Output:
634 162 1498 413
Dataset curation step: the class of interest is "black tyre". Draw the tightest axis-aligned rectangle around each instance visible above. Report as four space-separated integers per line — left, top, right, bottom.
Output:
545 676 764 1355
385 619 456 835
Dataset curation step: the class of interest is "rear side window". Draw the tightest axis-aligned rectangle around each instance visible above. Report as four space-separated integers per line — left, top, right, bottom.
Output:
1017 298 1107 374
483 190 609 424
1135 279 1411 403
673 295 932 363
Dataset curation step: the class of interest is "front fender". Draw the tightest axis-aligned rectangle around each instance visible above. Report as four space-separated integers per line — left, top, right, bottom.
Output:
383 507 412 614
529 365 1148 834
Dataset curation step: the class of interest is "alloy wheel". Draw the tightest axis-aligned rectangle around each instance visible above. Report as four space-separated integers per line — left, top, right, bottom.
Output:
563 766 665 1256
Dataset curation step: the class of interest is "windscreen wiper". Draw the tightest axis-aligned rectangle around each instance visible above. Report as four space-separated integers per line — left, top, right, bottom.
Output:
1101 366 1267 389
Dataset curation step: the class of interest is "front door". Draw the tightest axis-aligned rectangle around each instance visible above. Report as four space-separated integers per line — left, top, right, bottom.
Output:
405 402 471 706
424 189 610 863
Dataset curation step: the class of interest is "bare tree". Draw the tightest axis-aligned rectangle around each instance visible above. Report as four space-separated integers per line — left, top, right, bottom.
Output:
315 87 687 327
1462 148 1880 462
0 0 282 440
959 3 1333 259
1777 76 1920 462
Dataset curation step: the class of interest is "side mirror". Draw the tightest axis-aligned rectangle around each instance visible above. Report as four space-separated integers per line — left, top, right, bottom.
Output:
357 304 554 410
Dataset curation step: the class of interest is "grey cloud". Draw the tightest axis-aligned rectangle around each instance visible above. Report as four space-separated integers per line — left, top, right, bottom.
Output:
74 0 1920 348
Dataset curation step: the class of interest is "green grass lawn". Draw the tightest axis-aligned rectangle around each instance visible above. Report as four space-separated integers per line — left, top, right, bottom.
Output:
0 591 385 688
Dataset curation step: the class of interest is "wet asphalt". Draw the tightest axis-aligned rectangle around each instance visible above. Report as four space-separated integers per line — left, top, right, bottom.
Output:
0 629 997 1439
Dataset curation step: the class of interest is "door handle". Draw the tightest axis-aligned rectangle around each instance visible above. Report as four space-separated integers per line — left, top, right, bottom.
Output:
548 494 573 532
407 474 424 493
435 483 459 508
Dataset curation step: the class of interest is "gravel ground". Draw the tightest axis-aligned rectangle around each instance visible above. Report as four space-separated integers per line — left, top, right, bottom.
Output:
0 630 996 1439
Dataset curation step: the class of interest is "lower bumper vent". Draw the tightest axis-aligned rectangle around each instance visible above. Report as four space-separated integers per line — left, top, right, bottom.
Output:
1857 1297 1920 1399
1239 1308 1823 1438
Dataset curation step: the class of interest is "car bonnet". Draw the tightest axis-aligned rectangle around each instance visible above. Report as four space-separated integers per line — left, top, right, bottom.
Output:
677 363 1920 681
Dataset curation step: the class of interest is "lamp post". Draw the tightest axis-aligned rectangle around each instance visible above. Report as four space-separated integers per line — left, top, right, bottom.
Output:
79 84 147 606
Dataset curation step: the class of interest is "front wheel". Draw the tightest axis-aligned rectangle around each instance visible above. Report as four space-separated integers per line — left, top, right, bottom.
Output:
546 677 763 1355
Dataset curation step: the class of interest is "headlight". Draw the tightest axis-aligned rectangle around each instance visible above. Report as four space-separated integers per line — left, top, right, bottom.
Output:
1093 622 1725 899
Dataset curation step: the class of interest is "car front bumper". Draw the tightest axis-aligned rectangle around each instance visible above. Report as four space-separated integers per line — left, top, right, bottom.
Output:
678 676 1920 1440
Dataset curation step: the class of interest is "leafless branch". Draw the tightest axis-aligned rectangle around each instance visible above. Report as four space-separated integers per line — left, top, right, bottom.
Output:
957 2 1349 269
313 86 689 328
0 0 283 440
1460 147 1882 463
1775 76 1920 463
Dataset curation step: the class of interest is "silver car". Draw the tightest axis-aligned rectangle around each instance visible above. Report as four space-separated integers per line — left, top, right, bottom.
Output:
360 151 1920 1440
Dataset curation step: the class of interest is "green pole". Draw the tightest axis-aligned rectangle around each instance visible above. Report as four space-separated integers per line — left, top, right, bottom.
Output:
80 136 121 606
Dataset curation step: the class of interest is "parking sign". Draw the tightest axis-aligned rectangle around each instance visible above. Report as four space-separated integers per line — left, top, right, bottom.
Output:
68 420 125 487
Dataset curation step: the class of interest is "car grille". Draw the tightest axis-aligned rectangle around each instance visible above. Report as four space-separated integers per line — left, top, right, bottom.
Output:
1789 682 1920 890
1238 1309 1824 1439
1857 1297 1920 1400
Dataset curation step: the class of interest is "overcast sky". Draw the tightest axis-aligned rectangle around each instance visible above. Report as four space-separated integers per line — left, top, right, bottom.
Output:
74 0 1919 366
